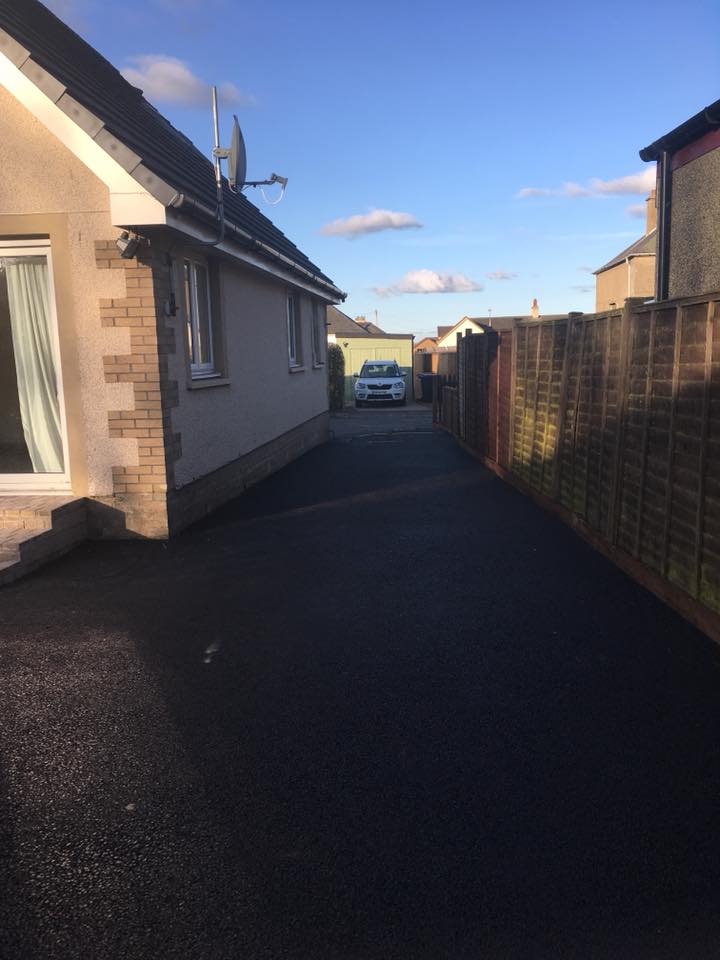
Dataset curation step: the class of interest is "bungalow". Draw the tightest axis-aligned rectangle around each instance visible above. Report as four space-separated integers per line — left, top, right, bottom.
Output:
436 316 487 349
640 97 720 300
0 0 343 580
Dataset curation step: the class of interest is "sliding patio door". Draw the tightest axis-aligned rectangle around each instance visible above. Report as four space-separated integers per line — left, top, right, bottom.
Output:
0 240 69 491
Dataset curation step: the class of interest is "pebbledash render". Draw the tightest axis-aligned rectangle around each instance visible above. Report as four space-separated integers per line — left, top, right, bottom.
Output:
0 0 344 540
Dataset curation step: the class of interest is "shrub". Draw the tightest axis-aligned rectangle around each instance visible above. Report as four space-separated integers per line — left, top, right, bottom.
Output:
327 343 345 411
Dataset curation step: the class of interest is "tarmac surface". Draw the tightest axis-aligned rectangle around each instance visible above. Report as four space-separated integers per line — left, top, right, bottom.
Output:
2 404 720 958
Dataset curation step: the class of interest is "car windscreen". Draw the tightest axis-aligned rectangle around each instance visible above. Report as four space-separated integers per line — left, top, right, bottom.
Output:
360 365 398 378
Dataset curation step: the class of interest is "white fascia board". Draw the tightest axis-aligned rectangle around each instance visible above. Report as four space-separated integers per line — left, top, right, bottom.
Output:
0 47 167 227
165 209 342 303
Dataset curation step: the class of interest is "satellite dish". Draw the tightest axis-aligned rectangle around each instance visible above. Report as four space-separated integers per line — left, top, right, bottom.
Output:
227 116 247 193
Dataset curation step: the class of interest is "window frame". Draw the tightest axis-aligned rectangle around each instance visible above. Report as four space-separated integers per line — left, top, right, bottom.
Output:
287 292 303 369
0 237 71 491
183 257 217 379
311 300 325 366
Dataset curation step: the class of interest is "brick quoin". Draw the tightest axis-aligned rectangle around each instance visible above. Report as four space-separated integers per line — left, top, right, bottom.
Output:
95 240 180 531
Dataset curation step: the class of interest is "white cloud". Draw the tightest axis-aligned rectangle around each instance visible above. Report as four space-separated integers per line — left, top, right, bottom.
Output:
577 265 594 274
516 186 553 198
517 166 656 200
563 182 593 198
589 169 656 195
121 55 252 108
321 209 422 238
571 284 595 293
373 269 484 297
486 269 518 280
625 203 646 219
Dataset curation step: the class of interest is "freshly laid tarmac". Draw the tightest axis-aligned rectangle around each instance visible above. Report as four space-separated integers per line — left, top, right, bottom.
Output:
2 404 720 959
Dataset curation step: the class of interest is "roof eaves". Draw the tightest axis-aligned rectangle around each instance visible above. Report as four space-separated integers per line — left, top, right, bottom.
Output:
640 97 720 161
0 28 180 208
3 44 344 298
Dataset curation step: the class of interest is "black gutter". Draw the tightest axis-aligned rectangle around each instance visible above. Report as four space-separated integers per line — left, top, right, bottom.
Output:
168 192 346 301
640 97 720 161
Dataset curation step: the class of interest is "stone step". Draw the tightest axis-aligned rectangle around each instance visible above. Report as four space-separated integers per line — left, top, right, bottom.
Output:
0 527 41 561
0 497 88 586
0 495 80 528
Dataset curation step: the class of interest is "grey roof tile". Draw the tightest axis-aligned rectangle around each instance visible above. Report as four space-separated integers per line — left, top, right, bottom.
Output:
595 229 656 274
0 0 336 288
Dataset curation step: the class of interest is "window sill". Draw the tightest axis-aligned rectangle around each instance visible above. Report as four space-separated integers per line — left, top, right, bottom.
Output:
289 365 306 374
312 361 326 369
187 376 230 390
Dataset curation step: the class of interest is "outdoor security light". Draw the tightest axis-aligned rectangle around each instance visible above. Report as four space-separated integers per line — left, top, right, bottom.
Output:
116 231 140 259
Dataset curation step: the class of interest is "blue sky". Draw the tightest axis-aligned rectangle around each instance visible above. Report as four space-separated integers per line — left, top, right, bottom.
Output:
48 0 720 337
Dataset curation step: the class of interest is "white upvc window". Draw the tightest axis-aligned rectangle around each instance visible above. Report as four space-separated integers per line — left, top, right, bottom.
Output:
184 258 216 377
287 293 302 367
311 300 324 365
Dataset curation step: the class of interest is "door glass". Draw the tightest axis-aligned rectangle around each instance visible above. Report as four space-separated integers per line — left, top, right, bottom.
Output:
0 254 64 474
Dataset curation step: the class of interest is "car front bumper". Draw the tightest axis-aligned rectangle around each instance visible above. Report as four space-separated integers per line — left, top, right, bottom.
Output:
355 391 405 401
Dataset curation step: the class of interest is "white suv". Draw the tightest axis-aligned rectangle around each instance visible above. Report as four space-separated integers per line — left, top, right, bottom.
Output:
354 360 406 407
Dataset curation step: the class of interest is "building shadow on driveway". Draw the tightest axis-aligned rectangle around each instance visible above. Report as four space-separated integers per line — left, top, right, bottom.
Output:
3 428 720 958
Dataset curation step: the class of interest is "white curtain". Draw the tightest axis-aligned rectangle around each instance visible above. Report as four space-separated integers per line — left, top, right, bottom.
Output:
3 257 64 474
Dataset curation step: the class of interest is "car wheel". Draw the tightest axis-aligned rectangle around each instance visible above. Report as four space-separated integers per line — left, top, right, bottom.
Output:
397 397 406 406
355 400 363 408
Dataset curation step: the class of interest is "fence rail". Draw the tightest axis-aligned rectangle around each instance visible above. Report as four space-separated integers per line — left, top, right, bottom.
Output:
437 293 720 634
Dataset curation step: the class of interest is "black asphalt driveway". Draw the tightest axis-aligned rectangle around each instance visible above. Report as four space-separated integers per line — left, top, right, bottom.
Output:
2 407 720 959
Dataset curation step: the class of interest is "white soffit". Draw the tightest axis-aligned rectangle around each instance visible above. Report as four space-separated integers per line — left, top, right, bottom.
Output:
0 39 168 226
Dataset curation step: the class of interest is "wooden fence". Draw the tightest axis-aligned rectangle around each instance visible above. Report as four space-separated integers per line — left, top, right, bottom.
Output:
438 293 720 636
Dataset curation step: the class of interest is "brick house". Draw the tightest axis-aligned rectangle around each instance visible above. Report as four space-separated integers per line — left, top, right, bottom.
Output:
640 96 720 300
0 0 343 580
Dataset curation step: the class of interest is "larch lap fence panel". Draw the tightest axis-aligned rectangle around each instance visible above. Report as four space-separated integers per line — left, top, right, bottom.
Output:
448 330 493 458
436 293 720 633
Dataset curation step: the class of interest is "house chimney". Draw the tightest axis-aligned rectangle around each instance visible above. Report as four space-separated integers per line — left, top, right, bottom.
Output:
530 298 539 319
645 189 657 235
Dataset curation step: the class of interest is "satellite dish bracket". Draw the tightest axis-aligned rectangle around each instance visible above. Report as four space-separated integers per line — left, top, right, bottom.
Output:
202 87 287 245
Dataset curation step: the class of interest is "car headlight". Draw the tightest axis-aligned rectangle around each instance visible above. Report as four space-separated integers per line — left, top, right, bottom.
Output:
394 382 404 389
356 381 366 389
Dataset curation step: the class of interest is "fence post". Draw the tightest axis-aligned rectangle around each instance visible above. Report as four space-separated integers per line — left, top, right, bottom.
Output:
607 297 641 545
595 313 613 531
457 331 465 441
660 304 683 578
550 315 574 501
633 307 658 558
693 299 716 597
508 323 518 472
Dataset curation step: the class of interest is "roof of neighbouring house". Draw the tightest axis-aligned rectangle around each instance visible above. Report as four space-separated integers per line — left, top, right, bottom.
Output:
326 306 370 337
0 0 341 295
594 229 657 275
437 316 493 340
355 319 384 335
640 97 720 161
